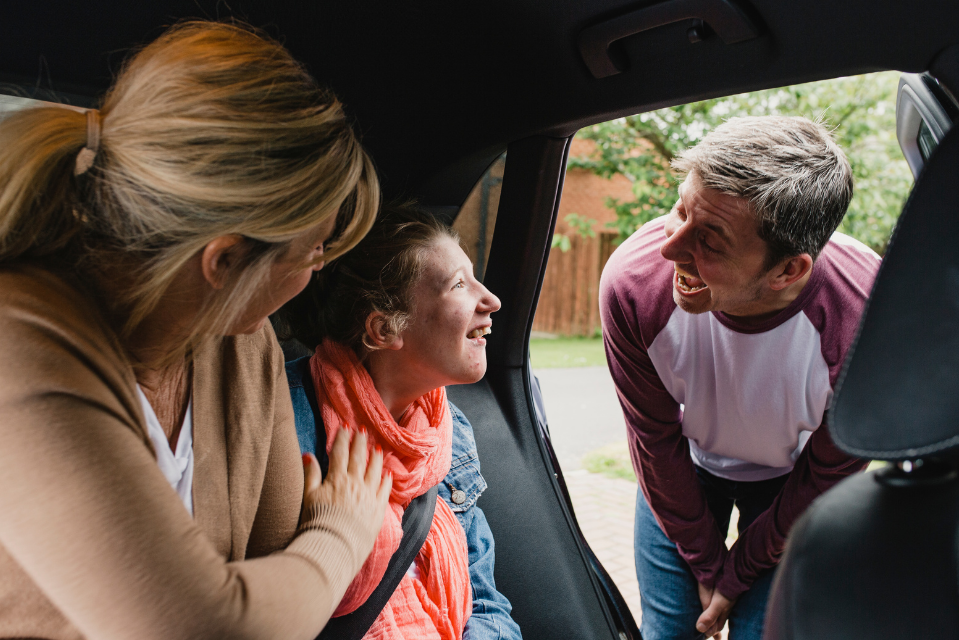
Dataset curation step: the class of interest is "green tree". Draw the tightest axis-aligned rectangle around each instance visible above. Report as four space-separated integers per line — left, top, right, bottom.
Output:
552 212 598 252
569 72 912 254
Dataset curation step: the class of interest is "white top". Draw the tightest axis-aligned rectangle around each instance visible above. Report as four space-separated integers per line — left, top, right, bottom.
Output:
649 310 827 481
406 561 423 582
137 385 195 516
639 231 880 481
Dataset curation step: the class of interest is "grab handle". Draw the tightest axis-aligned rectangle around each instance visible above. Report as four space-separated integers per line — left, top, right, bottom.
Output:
578 0 761 78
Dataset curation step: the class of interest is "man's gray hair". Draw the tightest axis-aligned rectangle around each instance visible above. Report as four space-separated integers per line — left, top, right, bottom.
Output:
673 115 853 268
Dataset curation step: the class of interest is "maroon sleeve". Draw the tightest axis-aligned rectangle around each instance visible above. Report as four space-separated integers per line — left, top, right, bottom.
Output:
716 239 879 600
716 425 867 598
599 222 728 589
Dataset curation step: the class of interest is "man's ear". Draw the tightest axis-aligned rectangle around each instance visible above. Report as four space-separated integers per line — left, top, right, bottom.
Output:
365 312 404 351
769 253 814 291
200 235 247 290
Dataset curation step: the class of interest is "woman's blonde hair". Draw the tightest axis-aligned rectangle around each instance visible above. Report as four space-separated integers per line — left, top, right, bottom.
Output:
0 21 379 362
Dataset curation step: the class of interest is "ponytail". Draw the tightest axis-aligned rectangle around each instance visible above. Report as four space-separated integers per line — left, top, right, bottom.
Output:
0 106 91 262
0 21 379 364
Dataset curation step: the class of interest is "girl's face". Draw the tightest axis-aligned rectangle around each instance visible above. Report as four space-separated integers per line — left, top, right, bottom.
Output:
396 236 501 388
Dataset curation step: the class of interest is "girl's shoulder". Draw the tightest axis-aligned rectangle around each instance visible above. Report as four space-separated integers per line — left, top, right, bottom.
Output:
443 401 488 514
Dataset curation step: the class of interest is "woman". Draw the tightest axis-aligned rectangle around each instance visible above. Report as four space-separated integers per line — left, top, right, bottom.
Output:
0 22 391 640
279 205 523 640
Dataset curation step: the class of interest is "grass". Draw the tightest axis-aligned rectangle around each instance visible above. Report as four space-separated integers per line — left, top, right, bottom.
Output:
583 441 636 482
529 336 606 369
584 441 892 481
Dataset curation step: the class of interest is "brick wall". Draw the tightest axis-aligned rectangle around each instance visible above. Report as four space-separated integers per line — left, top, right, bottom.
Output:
532 138 633 337
454 139 637 338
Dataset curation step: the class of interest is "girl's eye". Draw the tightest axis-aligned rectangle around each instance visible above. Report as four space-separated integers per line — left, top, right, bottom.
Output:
453 280 465 289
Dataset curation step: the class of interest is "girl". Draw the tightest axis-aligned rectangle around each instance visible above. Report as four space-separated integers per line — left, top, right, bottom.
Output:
280 205 523 640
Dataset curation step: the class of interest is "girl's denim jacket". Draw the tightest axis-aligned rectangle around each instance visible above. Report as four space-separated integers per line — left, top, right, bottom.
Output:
286 356 522 640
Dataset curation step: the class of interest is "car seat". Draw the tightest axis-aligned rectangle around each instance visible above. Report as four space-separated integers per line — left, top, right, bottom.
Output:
763 125 959 639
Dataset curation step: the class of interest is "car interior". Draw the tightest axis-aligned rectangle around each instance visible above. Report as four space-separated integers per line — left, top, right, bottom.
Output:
2 2 958 638
765 76 959 639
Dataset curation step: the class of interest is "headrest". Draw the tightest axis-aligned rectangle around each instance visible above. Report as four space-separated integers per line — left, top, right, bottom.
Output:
830 125 959 460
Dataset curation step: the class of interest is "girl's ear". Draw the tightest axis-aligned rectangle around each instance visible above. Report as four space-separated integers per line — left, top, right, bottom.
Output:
200 234 247 290
365 312 404 351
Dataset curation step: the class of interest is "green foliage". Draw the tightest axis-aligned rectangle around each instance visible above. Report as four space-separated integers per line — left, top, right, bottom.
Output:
552 212 599 253
569 72 912 254
565 212 598 238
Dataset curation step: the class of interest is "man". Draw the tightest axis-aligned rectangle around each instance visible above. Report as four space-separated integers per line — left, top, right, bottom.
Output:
599 116 880 640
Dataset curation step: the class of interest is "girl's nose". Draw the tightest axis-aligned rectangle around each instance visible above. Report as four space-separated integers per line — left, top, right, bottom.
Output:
479 285 501 313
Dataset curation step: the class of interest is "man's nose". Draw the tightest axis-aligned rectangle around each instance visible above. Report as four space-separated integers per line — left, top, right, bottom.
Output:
660 218 692 263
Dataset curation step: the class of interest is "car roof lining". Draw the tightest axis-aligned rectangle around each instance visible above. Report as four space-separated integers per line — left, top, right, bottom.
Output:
2 0 958 208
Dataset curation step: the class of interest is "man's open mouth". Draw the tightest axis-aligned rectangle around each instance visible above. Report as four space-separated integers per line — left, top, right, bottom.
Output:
676 272 708 293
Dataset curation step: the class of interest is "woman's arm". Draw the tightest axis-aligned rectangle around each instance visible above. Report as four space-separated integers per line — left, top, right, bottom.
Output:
0 275 383 640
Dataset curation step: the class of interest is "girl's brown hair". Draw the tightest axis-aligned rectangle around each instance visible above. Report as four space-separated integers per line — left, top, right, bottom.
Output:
0 21 379 361
276 203 457 358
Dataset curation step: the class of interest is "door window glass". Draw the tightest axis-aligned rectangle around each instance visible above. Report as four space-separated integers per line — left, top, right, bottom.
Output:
531 71 911 630
918 119 938 162
453 154 505 282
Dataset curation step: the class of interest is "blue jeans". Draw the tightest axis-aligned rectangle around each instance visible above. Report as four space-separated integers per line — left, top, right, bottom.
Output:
634 468 788 640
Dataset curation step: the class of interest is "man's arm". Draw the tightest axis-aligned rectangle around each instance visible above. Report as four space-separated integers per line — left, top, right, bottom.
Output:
714 422 867 599
601 291 728 589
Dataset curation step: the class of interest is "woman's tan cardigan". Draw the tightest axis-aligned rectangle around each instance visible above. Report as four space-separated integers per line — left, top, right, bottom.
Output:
0 265 369 640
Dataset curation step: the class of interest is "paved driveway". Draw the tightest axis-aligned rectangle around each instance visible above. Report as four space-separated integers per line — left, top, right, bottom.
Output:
532 365 627 470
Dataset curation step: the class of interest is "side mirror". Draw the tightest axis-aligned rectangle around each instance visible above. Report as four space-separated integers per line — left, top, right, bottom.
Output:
896 73 956 178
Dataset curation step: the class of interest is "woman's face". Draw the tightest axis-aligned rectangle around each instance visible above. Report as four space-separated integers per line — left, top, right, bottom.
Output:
229 215 337 335
396 236 502 387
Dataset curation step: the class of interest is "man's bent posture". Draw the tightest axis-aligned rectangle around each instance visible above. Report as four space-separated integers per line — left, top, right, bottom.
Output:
600 116 880 640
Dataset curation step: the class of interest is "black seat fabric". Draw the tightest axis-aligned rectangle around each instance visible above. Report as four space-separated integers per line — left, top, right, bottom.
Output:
764 463 959 639
828 125 959 460
764 125 959 640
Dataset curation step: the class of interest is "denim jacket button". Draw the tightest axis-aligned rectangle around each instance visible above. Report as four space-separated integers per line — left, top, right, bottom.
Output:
451 489 467 505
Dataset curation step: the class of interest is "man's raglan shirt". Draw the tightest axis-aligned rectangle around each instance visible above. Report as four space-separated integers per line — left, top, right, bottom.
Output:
600 216 880 600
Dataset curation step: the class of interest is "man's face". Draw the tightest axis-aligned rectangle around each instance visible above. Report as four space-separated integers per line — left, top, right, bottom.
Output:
660 172 774 317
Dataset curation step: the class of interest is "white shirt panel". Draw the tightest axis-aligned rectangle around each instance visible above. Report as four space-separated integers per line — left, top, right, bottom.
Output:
648 310 832 481
137 386 195 516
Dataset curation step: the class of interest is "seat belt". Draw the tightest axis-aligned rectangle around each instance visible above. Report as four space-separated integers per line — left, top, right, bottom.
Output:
294 356 438 640
318 485 438 640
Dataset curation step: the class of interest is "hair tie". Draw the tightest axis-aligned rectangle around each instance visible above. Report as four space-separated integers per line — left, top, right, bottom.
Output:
74 109 101 176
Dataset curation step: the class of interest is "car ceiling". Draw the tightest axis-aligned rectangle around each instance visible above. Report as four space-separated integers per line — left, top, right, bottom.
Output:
3 0 958 205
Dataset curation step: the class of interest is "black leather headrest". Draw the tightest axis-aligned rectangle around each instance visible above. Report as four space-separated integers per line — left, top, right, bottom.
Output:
830 125 959 460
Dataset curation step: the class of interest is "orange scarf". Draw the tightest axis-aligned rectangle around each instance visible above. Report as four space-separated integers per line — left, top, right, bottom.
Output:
310 340 472 640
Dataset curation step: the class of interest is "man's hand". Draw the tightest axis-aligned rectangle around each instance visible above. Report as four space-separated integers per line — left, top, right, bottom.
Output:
697 582 713 613
696 585 735 639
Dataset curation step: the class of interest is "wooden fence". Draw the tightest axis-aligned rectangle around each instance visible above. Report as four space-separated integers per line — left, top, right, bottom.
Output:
532 232 617 337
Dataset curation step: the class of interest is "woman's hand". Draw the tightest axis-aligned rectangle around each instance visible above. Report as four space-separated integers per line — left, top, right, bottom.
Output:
300 429 392 548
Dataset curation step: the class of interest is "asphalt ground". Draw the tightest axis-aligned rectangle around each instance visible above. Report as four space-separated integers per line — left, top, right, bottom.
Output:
532 365 628 471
